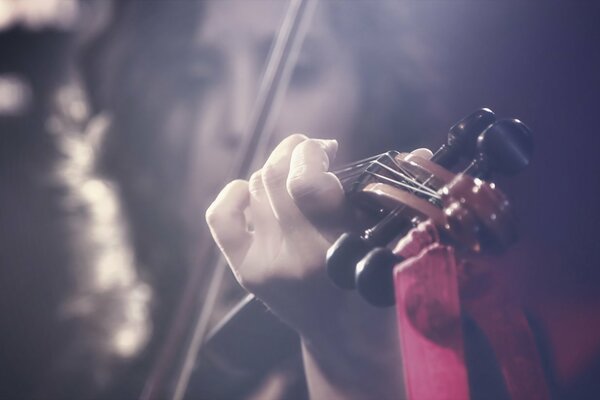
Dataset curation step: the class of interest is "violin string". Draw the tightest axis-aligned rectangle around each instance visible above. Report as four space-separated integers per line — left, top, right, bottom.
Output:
333 153 391 193
334 150 444 235
338 172 365 186
341 151 437 196
382 154 427 184
364 170 439 237
370 160 440 197
333 152 438 194
373 158 417 183
336 169 369 183
366 171 442 200
332 153 386 176
387 154 419 182
360 151 449 245
363 161 445 245
377 153 442 196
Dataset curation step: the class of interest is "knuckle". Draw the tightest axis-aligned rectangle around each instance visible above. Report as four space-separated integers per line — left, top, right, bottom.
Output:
262 162 287 188
271 134 307 155
302 138 322 152
205 202 221 228
293 139 329 168
287 170 318 200
293 138 316 157
248 170 263 195
286 132 308 143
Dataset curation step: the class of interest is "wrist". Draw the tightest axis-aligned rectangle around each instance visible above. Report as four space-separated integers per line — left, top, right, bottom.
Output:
299 294 406 400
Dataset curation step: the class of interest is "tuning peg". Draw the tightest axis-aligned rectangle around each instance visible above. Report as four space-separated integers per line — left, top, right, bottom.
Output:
326 108 497 290
433 108 496 166
465 119 533 178
355 118 533 307
327 215 411 289
355 248 401 307
326 233 374 289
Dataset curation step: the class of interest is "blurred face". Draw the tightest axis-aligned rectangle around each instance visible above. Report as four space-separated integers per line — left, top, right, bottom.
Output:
173 1 361 243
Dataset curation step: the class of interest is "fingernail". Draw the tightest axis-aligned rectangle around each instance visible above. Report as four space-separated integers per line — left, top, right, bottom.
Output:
410 147 433 160
319 139 338 155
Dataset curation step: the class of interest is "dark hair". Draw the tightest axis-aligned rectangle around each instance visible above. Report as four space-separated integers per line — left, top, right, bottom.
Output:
82 1 440 153
322 2 442 156
79 1 441 248
78 5 443 396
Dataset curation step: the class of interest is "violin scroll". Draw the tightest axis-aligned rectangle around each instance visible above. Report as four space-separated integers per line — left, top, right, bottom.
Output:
350 117 533 307
326 108 497 290
355 174 517 308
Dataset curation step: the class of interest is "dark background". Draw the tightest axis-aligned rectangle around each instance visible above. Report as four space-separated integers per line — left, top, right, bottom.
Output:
1 2 599 399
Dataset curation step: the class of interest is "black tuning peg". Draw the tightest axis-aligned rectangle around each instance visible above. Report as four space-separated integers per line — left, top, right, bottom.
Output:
326 108 496 290
465 119 533 178
326 233 374 289
433 107 496 166
326 214 411 289
355 248 401 307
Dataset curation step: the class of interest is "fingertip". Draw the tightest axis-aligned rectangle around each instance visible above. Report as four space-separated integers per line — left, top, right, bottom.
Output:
321 139 338 159
287 169 344 216
411 147 433 160
205 179 249 228
288 132 309 142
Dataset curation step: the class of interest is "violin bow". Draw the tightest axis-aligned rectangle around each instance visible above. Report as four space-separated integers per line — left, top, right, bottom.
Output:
140 1 318 399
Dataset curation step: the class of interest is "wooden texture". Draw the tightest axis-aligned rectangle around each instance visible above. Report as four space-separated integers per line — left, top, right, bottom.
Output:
393 221 549 400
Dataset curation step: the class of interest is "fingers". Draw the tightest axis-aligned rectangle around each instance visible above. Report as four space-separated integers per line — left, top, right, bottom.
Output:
287 138 344 220
248 169 279 235
261 134 308 224
205 180 252 267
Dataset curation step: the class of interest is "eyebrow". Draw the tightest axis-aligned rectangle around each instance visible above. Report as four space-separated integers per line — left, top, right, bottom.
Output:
298 36 324 58
183 45 223 68
257 33 323 65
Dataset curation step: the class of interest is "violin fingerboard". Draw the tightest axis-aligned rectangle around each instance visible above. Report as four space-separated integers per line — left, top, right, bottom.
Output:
394 244 471 400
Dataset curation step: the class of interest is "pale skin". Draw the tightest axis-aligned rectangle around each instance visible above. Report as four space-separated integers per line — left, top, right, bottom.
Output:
206 134 432 399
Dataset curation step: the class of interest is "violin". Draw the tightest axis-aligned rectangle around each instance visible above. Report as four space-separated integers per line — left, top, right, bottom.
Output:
322 107 549 399
327 107 530 305
141 2 550 398
186 108 550 400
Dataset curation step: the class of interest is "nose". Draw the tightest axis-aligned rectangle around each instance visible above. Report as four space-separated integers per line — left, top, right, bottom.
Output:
220 59 256 149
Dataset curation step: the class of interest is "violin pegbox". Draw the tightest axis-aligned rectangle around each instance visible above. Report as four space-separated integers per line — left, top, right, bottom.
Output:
326 108 497 290
353 173 516 308
327 113 549 400
351 117 533 307
352 159 516 308
438 117 533 253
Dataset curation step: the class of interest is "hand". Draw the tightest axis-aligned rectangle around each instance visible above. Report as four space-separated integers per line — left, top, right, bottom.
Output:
206 134 352 334
206 134 417 399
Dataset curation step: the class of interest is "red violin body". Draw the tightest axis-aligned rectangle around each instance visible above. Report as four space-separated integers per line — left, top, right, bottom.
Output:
393 221 549 400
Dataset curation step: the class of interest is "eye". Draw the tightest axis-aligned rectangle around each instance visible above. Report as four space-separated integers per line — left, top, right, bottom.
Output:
290 57 321 89
183 59 221 88
170 45 224 91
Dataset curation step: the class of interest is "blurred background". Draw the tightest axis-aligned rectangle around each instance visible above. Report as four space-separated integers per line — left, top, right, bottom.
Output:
1 1 599 399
